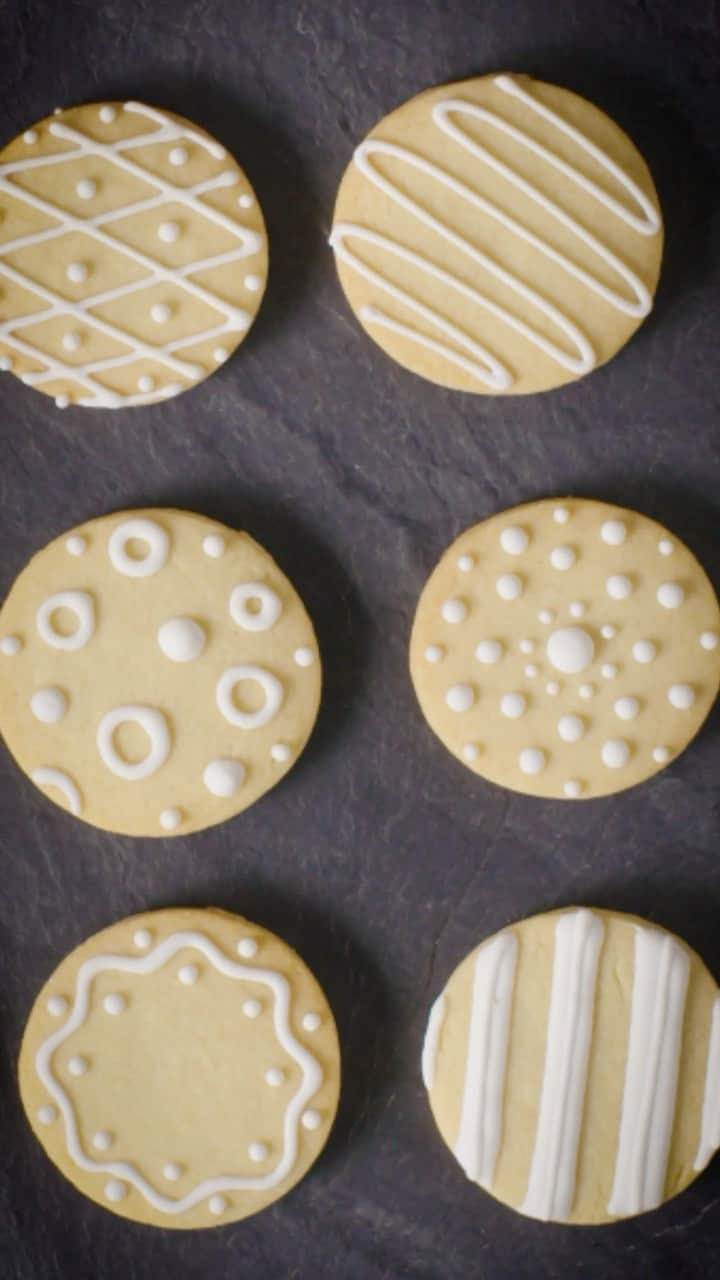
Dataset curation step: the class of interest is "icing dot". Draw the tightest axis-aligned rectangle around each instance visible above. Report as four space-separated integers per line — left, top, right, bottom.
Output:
462 743 480 761
238 193 254 208
67 262 88 283
38 1104 56 1124
237 937 258 958
158 221 180 243
579 683 595 699
103 993 126 1016
558 715 585 743
265 1067 285 1087
424 644 444 663
601 739 630 769
657 582 684 609
302 1013 321 1032
93 1131 113 1151
499 526 528 555
601 663 619 680
551 545 575 571
524 664 539 679
569 602 586 619
553 506 570 524
658 539 674 556
137 374 155 393
538 609 554 625
475 639 502 664
606 575 633 601
163 1163 183 1181
202 533 225 558
178 965 199 985
519 747 546 775
55 394 69 409
169 145 188 166
99 106 116 123
47 996 68 1017
271 743 292 763
445 684 474 712
700 631 719 650
248 1142 269 1162
0 354 12 371
301 1109 322 1131
563 779 583 798
614 697 640 721
500 692 526 719
441 598 467 624
68 1056 88 1076
76 178 96 200
668 683 695 710
62 330 82 352
25 129 39 144
293 647 315 667
214 347 228 363
496 573 523 601
133 929 152 949
632 639 657 664
546 627 594 674
157 617 205 662
601 520 627 546
160 808 182 831
209 1194 228 1215
653 746 670 764
203 759 245 797
30 687 68 723
244 273 262 292
65 534 86 555
151 302 171 324
242 998 262 1018
518 639 534 655
546 681 560 695
105 1180 127 1203
601 624 617 639
1 634 22 655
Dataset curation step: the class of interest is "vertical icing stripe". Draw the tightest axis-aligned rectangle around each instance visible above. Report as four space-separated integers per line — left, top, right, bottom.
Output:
521 909 604 1221
694 996 720 1171
454 929 517 1188
608 928 690 1216
422 993 446 1091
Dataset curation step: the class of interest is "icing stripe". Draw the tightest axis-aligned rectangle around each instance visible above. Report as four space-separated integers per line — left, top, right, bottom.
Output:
521 909 604 1221
608 927 689 1216
31 767 82 815
454 930 517 1187
331 74 659 388
694 996 720 1171
422 993 446 1091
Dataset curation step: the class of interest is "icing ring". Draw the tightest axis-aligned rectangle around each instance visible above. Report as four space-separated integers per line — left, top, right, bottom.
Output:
36 591 95 651
108 518 169 578
229 583 282 632
216 666 284 729
96 705 171 780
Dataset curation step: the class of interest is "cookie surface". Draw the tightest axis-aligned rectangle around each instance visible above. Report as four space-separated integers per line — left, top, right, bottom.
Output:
423 907 720 1224
410 498 719 798
331 73 662 394
19 908 340 1227
0 509 320 835
0 101 266 408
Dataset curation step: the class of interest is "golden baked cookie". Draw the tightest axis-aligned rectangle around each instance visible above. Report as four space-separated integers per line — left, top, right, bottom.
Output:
0 101 267 408
410 498 719 798
331 73 662 394
0 509 321 835
19 908 340 1228
423 906 720 1224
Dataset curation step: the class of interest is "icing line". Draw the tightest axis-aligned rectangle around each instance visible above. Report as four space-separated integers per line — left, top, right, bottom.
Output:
31 767 82 815
421 993 446 1091
694 996 720 1171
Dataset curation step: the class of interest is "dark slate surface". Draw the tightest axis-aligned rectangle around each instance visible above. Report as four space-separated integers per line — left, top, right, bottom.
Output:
1 1 719 1276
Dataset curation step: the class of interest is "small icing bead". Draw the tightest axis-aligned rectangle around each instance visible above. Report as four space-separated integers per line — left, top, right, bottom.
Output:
553 506 570 523
446 683 474 712
424 644 444 663
213 347 228 363
496 573 523 601
657 582 684 609
579 683 595 699
151 302 171 324
209 1194 228 1214
105 1180 127 1203
601 520 627 545
601 663 619 679
271 743 292 763
202 533 225 558
47 996 68 1017
538 609 554 625
301 1109 322 1130
653 746 670 764
614 697 640 721
244 273 262 291
160 808 182 831
519 747 546 775
68 1055 88 1076
457 553 475 572
169 146 188 166
606 575 633 600
293 647 315 667
24 130 38 144
441 598 467 623
55 394 70 409
248 1142 269 1162
632 639 656 664
302 1012 321 1032
563 779 583 798
93 1131 114 1150
462 743 480 761
99 106 117 123
658 539 674 556
67 262 88 283
569 601 586 618
700 631 718 651
203 759 245 797
76 179 97 200
557 714 585 743
38 1105 56 1124
163 1163 183 1181
499 526 528 555
30 687 68 723
550 545 575 570
518 639 534 655
524 664 539 679
500 692 526 719
137 374 155 393
65 534 86 555
601 624 616 639
103 993 126 1015
158 221 180 243
475 639 502 664
265 1067 285 1087
242 998 262 1018
668 683 695 710
62 330 82 352
1 635 22 655
133 929 152 949
178 965 199 985
157 617 205 662
545 681 560 695
601 739 630 769
238 193 254 208
237 937 258 958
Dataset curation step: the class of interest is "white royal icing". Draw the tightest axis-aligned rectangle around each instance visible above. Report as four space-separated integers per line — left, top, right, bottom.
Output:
34 930 324 1212
668 684 695 710
108 518 169 577
496 573 523 601
96 705 171 780
632 639 656 664
441 598 467 624
475 639 503 664
601 739 630 769
0 103 262 407
601 520 627 546
330 75 658 388
157 617 206 662
606 575 633 601
421 993 446 1091
445 683 474 713
216 666 284 729
557 714 585 743
522 910 604 1221
229 583 282 632
550 546 576 571
30 687 69 723
1 634 22 655
500 692 526 719
519 747 546 775
499 526 529 555
546 626 594 674
657 582 684 610
608 927 689 1216
694 997 720 1172
36 591 95 650
31 767 82 814
203 759 245 797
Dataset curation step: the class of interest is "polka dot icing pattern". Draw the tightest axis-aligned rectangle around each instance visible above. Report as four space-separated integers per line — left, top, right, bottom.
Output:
0 102 268 408
0 509 321 835
410 498 720 799
19 909 340 1228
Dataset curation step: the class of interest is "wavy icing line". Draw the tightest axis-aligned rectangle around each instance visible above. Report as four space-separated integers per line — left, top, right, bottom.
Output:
35 930 324 1212
0 103 262 407
330 74 660 388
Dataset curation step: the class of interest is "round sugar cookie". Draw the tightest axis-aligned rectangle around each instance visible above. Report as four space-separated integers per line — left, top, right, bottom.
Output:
0 509 321 835
0 101 267 408
19 907 340 1228
410 498 720 798
331 73 662 394
422 907 720 1224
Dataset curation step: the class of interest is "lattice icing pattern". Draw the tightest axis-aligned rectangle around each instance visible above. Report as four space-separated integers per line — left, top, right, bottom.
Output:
0 102 266 407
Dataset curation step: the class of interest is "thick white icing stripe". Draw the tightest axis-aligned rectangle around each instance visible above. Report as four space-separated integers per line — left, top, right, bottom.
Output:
31 767 82 815
608 927 690 1216
454 930 517 1187
331 74 659 387
421 993 446 1091
35 931 323 1212
694 996 720 1171
521 909 604 1221
0 103 261 407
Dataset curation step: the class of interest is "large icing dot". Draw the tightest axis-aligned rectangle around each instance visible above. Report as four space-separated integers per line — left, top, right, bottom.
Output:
550 545 576 571
601 519 627 545
632 639 657 664
496 573 523 601
441 597 467 624
157 617 206 662
229 583 282 632
668 683 695 710
601 739 630 769
36 590 95 651
501 692 526 719
657 582 684 609
445 683 474 712
499 526 528 555
700 631 718 651
519 747 546 775
475 639 503 664
606 574 633 600
30 687 68 723
96 705 171 780
614 697 640 721
108 518 169 578
203 759 245 797
216 665 284 728
546 626 594 674
557 714 585 743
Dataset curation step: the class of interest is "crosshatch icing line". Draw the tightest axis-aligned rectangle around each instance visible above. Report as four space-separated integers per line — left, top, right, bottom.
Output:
0 102 265 407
